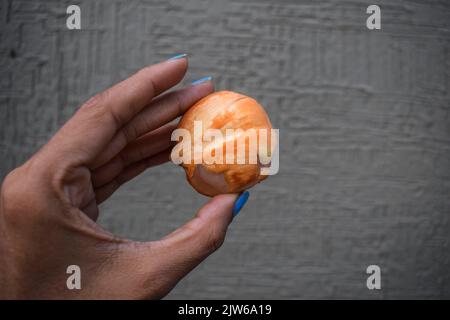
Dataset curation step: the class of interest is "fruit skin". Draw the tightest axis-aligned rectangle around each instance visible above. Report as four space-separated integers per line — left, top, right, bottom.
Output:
176 91 273 197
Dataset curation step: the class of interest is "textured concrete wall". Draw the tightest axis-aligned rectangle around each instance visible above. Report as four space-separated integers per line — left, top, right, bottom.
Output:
1 0 449 299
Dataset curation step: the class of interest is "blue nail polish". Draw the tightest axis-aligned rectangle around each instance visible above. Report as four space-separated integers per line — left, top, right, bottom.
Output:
191 76 213 86
232 191 250 217
167 53 187 61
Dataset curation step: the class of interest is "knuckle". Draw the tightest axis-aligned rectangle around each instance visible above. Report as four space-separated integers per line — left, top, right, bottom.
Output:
78 90 114 127
204 226 226 253
1 169 19 199
188 216 227 254
1 168 30 217
1 164 46 224
107 107 125 129
82 89 125 129
82 90 110 110
138 67 157 94
121 121 139 144
116 151 130 170
172 92 184 115
142 113 156 133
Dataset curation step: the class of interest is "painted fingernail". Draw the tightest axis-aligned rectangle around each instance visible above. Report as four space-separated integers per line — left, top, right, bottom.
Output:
191 76 213 86
167 53 187 61
232 191 250 217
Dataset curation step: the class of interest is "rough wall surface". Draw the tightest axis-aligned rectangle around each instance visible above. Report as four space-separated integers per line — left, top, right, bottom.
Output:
0 0 449 299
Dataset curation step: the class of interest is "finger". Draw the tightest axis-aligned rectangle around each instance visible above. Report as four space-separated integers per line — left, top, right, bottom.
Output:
94 148 172 204
92 80 213 168
45 57 188 166
81 198 99 221
91 122 177 188
130 194 239 290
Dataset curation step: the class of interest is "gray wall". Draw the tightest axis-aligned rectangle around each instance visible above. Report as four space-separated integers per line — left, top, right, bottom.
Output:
1 0 449 299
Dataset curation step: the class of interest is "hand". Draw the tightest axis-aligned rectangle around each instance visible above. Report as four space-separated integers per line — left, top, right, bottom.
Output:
0 55 245 299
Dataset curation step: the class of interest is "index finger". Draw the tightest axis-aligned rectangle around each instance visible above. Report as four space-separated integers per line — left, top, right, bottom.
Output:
46 55 188 166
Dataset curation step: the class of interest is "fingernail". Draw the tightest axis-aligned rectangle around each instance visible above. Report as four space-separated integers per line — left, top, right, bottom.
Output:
191 76 213 86
167 53 187 61
232 191 250 217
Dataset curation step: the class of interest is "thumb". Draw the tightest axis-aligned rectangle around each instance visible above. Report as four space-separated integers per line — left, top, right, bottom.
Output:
125 193 250 298
158 193 240 271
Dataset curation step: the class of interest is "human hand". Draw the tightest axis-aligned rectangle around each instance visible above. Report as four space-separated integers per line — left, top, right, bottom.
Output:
0 55 249 299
